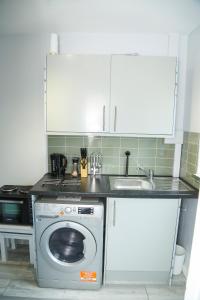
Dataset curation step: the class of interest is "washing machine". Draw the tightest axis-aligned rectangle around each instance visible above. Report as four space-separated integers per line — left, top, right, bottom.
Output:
34 197 104 290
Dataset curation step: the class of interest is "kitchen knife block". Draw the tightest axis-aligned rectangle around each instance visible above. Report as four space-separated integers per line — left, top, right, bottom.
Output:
80 159 88 178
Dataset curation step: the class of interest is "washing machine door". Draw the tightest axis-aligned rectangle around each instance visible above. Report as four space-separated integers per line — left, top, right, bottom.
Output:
40 221 97 272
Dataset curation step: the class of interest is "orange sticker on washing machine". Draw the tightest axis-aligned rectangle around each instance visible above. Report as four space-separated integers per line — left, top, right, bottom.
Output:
80 271 97 282
58 210 64 216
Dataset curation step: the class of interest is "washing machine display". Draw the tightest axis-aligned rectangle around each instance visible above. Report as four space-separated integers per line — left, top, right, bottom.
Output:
34 198 104 290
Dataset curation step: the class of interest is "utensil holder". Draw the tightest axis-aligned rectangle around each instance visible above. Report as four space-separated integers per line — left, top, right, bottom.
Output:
80 159 88 178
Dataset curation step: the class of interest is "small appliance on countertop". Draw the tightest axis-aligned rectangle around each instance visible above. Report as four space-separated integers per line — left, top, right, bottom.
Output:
50 153 67 177
0 185 33 225
71 157 79 178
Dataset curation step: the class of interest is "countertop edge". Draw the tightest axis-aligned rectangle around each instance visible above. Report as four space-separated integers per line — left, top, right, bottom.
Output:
30 189 198 199
30 174 198 200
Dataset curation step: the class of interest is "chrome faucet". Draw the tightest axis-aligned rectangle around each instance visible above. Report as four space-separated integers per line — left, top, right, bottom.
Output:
138 167 154 182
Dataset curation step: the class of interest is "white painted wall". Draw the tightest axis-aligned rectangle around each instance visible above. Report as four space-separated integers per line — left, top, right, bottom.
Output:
0 34 49 185
60 33 170 55
184 26 200 133
1 0 200 35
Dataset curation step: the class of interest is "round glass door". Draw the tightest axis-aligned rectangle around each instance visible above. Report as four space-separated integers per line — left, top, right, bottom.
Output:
49 227 85 263
40 221 97 272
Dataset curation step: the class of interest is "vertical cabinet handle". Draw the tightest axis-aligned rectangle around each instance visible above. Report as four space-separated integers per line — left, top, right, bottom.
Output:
113 200 116 227
103 105 105 131
114 106 117 132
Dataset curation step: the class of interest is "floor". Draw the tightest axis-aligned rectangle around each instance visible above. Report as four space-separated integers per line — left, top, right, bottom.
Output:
0 244 186 300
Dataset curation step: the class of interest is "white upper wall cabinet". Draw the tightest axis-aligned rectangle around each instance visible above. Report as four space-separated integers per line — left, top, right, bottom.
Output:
110 55 177 135
46 54 177 136
46 55 110 133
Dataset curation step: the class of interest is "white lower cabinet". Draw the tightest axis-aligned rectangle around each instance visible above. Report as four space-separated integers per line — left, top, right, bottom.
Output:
104 197 180 284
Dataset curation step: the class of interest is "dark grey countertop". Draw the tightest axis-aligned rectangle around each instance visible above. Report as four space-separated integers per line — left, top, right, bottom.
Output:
30 173 198 199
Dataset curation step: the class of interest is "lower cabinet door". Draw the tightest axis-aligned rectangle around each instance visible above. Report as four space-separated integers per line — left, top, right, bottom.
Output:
105 197 180 284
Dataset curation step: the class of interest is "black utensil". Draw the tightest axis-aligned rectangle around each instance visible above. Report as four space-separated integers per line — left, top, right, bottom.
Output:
80 148 87 158
125 151 131 176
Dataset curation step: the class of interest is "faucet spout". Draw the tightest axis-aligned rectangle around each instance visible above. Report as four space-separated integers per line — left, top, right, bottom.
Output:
138 167 154 181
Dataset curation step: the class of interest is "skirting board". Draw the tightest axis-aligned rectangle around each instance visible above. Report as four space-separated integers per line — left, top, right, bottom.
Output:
105 270 170 285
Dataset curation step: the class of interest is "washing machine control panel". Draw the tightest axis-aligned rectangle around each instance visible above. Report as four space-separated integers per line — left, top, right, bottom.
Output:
34 199 103 218
60 205 94 215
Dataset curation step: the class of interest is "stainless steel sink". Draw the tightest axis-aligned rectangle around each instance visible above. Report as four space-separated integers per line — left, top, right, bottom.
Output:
109 176 153 190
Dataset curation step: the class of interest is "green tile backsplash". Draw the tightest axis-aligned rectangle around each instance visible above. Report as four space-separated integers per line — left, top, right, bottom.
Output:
180 132 200 189
48 136 175 176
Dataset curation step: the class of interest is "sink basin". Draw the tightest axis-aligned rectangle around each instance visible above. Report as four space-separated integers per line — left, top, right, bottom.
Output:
109 177 153 190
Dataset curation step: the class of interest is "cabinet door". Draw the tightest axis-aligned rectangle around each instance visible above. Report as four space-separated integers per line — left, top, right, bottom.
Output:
110 55 177 135
105 198 180 281
46 55 110 133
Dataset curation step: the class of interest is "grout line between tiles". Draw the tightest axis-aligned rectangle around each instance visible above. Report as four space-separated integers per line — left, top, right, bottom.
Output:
48 146 66 147
155 138 158 174
65 136 67 157
136 137 140 174
185 137 189 179
119 137 121 175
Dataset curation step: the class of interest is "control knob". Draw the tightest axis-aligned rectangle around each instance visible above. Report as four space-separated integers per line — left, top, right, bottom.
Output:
65 207 72 214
